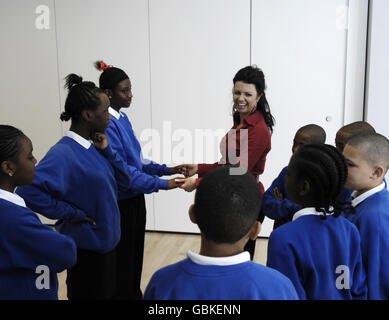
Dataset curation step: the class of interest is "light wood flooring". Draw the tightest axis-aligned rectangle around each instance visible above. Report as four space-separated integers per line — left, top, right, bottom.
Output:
57 232 269 300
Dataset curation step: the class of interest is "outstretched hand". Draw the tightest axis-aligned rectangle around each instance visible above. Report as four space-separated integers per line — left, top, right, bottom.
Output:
179 164 198 177
176 177 197 192
169 165 189 176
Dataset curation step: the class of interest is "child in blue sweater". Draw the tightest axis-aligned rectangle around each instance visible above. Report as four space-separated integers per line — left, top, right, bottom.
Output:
95 61 185 299
16 74 132 300
262 124 326 229
342 133 389 299
144 166 298 300
267 144 367 300
0 125 76 299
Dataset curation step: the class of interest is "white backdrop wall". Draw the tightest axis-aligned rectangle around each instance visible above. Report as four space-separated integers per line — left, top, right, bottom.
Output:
364 0 389 186
0 0 370 237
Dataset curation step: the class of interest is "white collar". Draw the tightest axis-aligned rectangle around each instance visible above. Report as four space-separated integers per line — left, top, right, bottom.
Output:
187 250 250 266
292 207 332 221
109 107 122 120
0 189 26 208
351 182 385 207
66 131 92 149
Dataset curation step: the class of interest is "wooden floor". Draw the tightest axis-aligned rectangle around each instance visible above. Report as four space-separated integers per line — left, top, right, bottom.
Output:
58 232 269 300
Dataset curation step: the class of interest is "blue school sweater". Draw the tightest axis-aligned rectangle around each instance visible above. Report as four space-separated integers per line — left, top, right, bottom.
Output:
342 186 389 299
144 254 298 300
0 195 76 300
105 109 169 200
262 166 353 224
16 135 131 254
262 166 301 222
267 208 367 300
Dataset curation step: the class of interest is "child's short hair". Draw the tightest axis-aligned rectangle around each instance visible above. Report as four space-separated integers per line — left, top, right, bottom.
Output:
194 166 262 244
346 133 389 172
298 124 326 144
340 121 376 136
291 144 348 218
95 60 129 90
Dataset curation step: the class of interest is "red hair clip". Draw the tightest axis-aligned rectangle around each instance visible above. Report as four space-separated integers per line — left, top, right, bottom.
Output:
98 61 113 71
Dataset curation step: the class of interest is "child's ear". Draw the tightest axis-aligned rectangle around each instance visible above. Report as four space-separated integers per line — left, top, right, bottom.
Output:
104 89 113 100
0 160 16 177
188 204 197 224
81 109 94 122
299 180 311 197
248 221 261 240
372 165 384 180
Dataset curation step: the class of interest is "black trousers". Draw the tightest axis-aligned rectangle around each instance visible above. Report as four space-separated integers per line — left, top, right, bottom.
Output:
115 194 146 300
244 208 265 260
66 247 117 300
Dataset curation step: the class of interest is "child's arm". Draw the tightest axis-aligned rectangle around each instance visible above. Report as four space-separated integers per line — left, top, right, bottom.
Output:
262 167 300 220
4 207 76 273
16 154 88 222
266 231 306 300
98 132 171 192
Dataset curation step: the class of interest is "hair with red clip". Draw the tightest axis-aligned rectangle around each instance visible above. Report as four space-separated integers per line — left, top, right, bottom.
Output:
96 60 113 72
94 60 129 90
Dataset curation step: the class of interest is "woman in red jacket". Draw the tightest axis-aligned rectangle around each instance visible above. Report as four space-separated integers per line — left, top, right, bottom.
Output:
178 65 275 258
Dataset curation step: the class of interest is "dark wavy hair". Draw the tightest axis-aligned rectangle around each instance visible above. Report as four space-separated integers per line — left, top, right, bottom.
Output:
233 65 275 134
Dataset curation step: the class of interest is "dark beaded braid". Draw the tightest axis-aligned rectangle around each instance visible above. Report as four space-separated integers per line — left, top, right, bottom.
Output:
293 144 353 219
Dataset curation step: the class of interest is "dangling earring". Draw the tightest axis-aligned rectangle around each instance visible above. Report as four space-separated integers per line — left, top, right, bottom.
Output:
8 172 13 177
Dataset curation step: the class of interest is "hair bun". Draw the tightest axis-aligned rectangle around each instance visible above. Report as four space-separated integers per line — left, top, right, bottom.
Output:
60 111 71 122
95 60 113 72
64 73 83 91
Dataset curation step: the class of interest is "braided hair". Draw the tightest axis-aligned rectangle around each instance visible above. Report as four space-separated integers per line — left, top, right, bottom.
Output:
233 65 275 134
0 125 25 164
60 74 104 122
290 143 352 219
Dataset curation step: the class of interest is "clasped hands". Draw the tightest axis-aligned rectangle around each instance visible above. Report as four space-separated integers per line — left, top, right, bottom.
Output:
169 164 198 192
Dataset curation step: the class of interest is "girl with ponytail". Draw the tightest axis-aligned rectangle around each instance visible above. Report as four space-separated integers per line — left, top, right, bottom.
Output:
95 60 185 300
16 74 133 300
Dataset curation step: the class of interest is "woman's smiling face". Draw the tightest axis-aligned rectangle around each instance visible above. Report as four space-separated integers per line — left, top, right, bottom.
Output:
232 81 261 117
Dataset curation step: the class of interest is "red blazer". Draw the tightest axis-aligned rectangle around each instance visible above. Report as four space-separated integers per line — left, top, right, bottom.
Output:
197 111 271 194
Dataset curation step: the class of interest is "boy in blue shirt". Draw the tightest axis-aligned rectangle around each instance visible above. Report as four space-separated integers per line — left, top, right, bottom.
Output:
144 166 298 300
342 133 389 299
267 144 367 299
262 124 326 229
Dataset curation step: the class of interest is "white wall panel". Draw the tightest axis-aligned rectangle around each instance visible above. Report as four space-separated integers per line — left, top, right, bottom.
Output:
252 0 367 236
365 0 389 186
0 0 62 225
148 0 251 233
